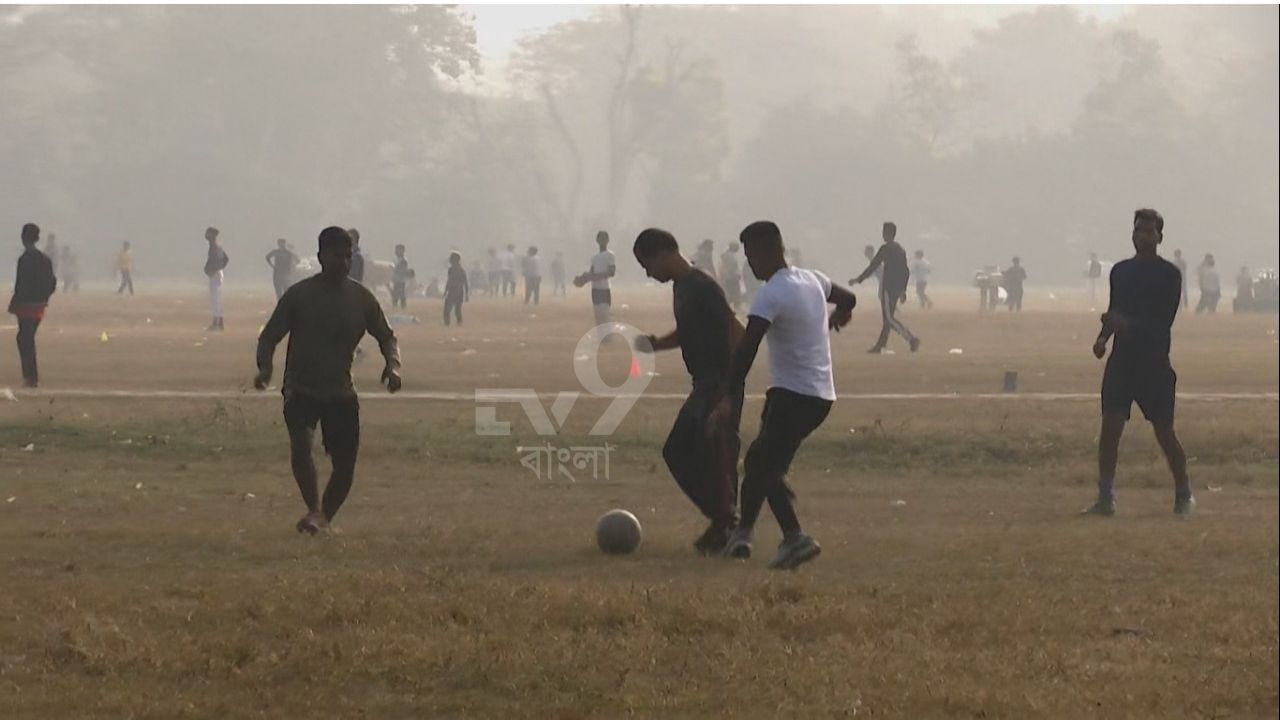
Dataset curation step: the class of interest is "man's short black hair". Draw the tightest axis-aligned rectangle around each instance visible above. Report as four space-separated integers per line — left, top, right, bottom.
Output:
740 221 783 254
1134 208 1163 236
318 226 353 253
21 223 39 244
633 228 679 259
883 221 897 238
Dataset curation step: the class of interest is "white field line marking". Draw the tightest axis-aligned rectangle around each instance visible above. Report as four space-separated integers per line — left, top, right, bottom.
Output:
8 388 1278 402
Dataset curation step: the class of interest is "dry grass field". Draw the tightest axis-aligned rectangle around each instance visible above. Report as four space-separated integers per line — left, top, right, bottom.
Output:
1 283 1277 718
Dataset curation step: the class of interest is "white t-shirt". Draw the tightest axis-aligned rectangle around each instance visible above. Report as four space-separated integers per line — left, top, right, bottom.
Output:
590 250 616 290
498 250 516 272
912 258 931 282
749 267 836 401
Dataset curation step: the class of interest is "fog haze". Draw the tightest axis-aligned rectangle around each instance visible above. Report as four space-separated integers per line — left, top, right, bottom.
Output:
2 4 1276 286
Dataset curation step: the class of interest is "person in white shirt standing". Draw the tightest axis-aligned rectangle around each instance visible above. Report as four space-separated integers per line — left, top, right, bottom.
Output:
710 220 858 570
499 244 518 298
203 226 229 331
575 231 617 340
1195 253 1221 313
912 249 933 309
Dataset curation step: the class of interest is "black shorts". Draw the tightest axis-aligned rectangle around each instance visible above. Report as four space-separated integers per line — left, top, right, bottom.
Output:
591 288 612 306
1101 359 1176 424
283 391 360 457
747 387 833 480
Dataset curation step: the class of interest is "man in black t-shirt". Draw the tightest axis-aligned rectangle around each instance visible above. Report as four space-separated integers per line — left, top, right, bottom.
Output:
1003 256 1027 312
852 222 918 353
633 228 744 554
1085 209 1194 518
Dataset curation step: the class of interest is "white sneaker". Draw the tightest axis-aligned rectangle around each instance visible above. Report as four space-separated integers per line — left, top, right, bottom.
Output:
768 533 821 570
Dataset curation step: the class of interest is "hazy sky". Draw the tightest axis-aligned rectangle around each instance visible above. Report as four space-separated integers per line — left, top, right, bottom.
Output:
459 3 1135 90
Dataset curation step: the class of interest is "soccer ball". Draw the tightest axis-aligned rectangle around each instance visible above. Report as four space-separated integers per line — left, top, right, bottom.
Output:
595 509 642 555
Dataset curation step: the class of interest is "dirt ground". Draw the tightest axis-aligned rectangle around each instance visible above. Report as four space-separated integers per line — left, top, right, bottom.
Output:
1 284 1276 718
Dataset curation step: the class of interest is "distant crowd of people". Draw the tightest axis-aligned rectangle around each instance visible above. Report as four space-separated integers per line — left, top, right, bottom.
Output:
8 219 1274 389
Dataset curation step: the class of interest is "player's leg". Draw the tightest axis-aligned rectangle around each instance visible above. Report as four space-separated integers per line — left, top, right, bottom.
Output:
17 318 39 387
756 390 830 568
663 391 729 552
319 397 360 523
885 291 919 349
728 389 829 567
1153 422 1193 515
284 395 325 533
711 386 744 529
1141 366 1193 516
870 291 891 351
443 298 452 326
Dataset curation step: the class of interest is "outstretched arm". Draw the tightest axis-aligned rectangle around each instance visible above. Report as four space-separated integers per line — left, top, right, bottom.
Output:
852 246 887 284
636 329 679 353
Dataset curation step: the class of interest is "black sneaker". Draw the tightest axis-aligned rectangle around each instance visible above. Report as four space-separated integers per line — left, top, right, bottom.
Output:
693 524 732 555
909 337 921 353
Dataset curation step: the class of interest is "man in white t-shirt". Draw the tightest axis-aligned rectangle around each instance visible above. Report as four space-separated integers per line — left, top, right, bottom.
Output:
1195 253 1221 313
912 249 933 309
710 220 858 570
499 244 518 297
575 231 617 337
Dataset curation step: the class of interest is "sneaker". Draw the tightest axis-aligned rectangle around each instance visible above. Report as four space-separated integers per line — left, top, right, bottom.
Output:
295 511 328 536
1080 497 1116 517
693 523 732 555
909 337 921 353
768 533 822 570
722 527 753 559
1174 495 1196 518
866 346 883 354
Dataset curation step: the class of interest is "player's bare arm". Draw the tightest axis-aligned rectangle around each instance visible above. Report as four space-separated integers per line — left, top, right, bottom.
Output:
635 329 679 353
709 315 770 435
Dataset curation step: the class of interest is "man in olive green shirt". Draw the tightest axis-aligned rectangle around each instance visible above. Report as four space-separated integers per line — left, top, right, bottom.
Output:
255 226 402 535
